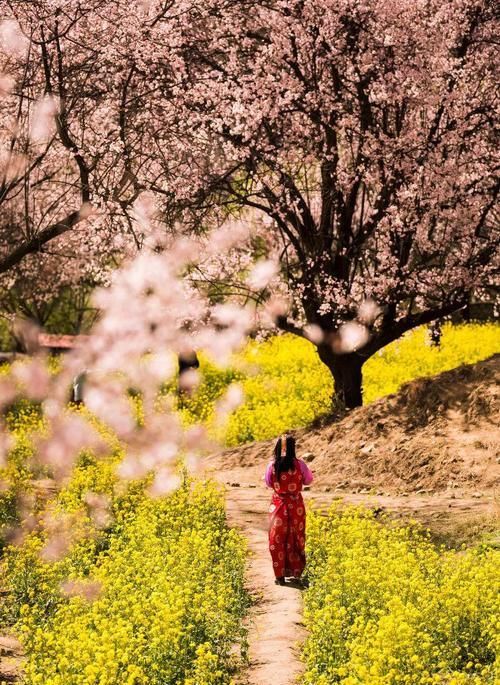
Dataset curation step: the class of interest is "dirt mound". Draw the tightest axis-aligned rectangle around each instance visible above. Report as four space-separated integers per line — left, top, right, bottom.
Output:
209 355 500 495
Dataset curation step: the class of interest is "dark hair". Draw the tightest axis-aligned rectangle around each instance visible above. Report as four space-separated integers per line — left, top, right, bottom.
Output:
273 435 296 478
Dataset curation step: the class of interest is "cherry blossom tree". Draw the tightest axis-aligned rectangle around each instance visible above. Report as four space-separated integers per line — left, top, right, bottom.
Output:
1 221 254 551
0 0 496 563
0 1 193 283
1 1 498 409
0 4 253 556
153 0 499 407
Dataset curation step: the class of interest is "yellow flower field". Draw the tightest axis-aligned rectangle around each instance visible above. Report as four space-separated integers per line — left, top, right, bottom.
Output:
179 322 499 444
0 321 498 684
0 408 248 684
12 481 247 685
303 506 499 685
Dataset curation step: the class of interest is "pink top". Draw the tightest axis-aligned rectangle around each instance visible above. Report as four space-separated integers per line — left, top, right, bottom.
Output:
265 458 314 488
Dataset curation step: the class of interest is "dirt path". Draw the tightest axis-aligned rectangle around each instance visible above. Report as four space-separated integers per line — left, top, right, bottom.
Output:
224 486 306 685
208 468 499 685
0 634 22 683
2 468 496 685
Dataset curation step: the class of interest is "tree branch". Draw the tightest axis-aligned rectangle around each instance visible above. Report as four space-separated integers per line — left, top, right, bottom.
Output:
275 315 307 339
0 209 84 275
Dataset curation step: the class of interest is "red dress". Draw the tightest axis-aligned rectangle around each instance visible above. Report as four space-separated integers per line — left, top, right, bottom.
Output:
268 460 307 578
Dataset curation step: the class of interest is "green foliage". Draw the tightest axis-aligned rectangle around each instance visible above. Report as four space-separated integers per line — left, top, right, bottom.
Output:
303 506 500 685
0 284 98 346
0 317 12 350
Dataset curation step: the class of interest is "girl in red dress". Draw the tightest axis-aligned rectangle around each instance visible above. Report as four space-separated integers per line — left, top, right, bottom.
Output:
265 433 313 585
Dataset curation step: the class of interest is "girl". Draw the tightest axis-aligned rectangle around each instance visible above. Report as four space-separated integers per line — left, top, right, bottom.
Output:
265 433 313 585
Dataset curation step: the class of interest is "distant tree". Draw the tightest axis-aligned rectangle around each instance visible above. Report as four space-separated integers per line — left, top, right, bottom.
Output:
1 1 498 408
0 279 99 337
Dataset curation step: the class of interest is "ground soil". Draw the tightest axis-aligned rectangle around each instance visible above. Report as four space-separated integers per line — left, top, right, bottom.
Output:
0 634 21 683
210 355 500 496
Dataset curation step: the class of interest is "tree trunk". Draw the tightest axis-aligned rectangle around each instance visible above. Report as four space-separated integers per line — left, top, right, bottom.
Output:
177 350 200 400
428 320 442 347
317 345 364 409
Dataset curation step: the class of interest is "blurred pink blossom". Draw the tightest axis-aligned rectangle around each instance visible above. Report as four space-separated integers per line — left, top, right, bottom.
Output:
334 322 370 354
12 359 50 400
83 492 111 529
30 96 60 143
148 470 182 497
60 579 102 601
304 324 324 344
214 383 244 424
246 259 279 289
84 383 136 438
178 368 200 392
0 74 15 95
357 299 382 325
0 20 29 57
0 431 13 468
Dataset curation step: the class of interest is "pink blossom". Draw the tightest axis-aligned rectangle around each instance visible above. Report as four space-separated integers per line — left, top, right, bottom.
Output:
29 96 60 143
0 19 28 57
357 300 382 325
178 368 200 392
246 259 279 289
12 359 50 401
60 579 102 602
214 383 244 425
148 470 182 497
304 324 324 344
0 431 13 468
334 322 370 354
